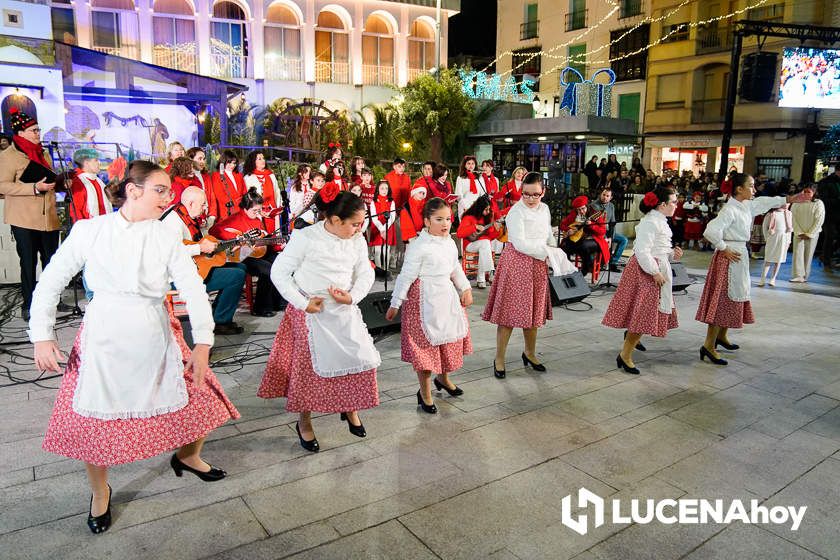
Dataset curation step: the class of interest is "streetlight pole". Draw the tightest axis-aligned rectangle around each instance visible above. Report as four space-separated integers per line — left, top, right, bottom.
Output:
435 0 441 80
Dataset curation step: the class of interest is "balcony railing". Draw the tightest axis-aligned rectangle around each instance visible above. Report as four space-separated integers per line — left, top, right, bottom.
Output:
565 10 587 31
315 60 350 84
520 20 538 40
695 26 733 55
407 67 430 82
92 44 138 59
747 3 785 22
209 52 247 79
362 64 395 86
152 44 198 73
264 56 303 81
619 0 643 19
691 98 726 124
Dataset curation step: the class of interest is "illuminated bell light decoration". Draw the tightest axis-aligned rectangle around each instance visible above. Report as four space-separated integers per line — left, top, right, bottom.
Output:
558 67 615 118
459 69 536 104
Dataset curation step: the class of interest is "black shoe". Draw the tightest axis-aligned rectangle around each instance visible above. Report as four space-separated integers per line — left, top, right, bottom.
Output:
87 484 112 535
295 422 320 452
493 360 506 379
616 354 640 375
715 339 740 351
521 352 547 372
251 309 276 318
700 346 728 365
56 301 73 313
624 330 646 352
433 378 464 396
214 322 244 335
609 264 622 273
416 390 437 414
170 454 227 481
340 412 366 438
21 309 30 322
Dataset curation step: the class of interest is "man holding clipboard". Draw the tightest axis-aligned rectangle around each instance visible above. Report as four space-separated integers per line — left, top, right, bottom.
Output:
0 108 61 321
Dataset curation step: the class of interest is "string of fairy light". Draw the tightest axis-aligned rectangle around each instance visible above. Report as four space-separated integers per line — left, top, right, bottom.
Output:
488 0 774 81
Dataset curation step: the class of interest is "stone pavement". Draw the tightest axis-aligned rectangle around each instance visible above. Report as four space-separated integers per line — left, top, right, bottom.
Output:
1 251 839 560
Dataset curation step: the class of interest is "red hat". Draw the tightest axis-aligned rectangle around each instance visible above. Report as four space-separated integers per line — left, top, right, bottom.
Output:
572 195 589 209
9 107 37 133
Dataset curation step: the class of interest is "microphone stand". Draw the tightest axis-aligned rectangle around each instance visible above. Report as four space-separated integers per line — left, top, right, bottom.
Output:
591 217 640 293
49 142 84 317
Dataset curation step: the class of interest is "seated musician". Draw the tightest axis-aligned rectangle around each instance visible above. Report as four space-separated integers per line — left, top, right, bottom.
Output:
560 195 610 276
589 188 627 273
210 188 285 317
161 186 246 335
456 195 502 288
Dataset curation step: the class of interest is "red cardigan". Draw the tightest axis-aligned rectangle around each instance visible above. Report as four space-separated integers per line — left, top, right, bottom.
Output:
456 214 500 244
68 173 108 222
385 170 411 208
400 198 426 243
209 171 246 220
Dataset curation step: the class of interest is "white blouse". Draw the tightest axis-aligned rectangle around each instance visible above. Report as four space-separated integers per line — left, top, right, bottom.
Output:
505 200 555 260
390 230 470 308
244 173 281 207
704 196 786 251
632 210 673 276
791 200 825 238
29 211 214 345
288 186 309 218
270 221 374 311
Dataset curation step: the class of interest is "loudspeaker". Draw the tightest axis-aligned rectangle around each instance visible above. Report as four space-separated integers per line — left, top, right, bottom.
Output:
739 52 777 102
671 262 692 292
359 291 401 333
549 271 591 306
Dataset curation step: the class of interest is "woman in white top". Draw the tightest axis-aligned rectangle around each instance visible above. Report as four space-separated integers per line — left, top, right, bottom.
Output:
258 187 380 451
288 164 311 221
696 173 811 365
455 155 484 218
759 204 793 286
482 172 574 378
790 184 825 282
31 161 239 535
603 187 683 374
386 198 473 413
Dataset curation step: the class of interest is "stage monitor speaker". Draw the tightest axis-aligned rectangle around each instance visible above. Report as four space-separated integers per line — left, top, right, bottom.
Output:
671 262 692 292
739 52 777 103
359 291 401 333
549 271 591 306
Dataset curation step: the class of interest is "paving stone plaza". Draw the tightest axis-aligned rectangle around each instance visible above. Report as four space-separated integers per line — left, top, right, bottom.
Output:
1 252 838 560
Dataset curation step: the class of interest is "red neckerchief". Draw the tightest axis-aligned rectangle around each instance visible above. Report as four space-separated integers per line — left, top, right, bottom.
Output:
251 168 273 184
76 169 107 215
374 195 391 224
13 135 51 169
466 171 477 194
174 203 202 241
483 173 498 195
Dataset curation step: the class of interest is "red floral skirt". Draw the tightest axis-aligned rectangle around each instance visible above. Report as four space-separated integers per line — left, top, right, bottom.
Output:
481 244 552 329
400 280 472 374
258 305 379 413
602 256 678 337
42 311 239 467
695 250 755 329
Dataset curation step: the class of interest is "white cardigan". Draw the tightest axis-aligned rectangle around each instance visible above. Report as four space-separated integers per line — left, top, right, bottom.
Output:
390 230 470 308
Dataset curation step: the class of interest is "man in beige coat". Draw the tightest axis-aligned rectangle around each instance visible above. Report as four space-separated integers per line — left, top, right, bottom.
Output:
0 108 61 320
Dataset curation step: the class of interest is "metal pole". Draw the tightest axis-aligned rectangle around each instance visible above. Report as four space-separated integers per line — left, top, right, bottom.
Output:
435 0 442 77
718 30 743 184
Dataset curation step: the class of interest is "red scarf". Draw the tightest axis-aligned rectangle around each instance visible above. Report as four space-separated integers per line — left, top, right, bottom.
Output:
173 203 202 241
251 168 276 206
466 171 477 194
76 170 107 215
374 195 391 225
13 135 51 170
251 168 273 183
483 173 498 195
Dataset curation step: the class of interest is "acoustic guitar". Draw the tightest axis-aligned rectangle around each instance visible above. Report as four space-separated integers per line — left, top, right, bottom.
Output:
185 229 287 279
565 210 605 243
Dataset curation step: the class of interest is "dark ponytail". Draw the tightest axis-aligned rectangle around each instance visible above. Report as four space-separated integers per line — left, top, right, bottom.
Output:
315 190 365 220
639 186 676 214
239 187 264 209
113 160 166 203
731 172 752 196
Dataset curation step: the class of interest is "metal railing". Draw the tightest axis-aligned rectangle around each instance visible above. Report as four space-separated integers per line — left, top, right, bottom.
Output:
315 60 350 83
747 3 785 22
152 44 198 73
565 10 587 31
520 20 538 40
209 52 247 79
619 0 643 19
407 67 429 82
92 44 138 59
695 26 733 55
264 56 303 81
362 64 395 86
691 98 726 124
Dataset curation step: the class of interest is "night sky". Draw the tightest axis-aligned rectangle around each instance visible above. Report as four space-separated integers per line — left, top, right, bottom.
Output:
448 0 498 62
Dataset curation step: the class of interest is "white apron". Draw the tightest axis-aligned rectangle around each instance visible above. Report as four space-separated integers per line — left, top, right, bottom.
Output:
305 299 381 378
419 276 468 345
546 246 577 276
725 241 750 302
73 293 187 419
653 254 674 314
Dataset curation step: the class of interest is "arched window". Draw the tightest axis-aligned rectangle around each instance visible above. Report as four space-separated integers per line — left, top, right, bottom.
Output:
152 0 196 71
264 2 302 80
408 19 435 80
210 0 248 78
90 0 139 58
362 13 394 85
315 10 350 83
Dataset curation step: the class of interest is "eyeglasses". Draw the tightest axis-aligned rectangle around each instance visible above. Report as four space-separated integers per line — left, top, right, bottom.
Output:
521 191 543 198
26 128 41 134
143 185 173 199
